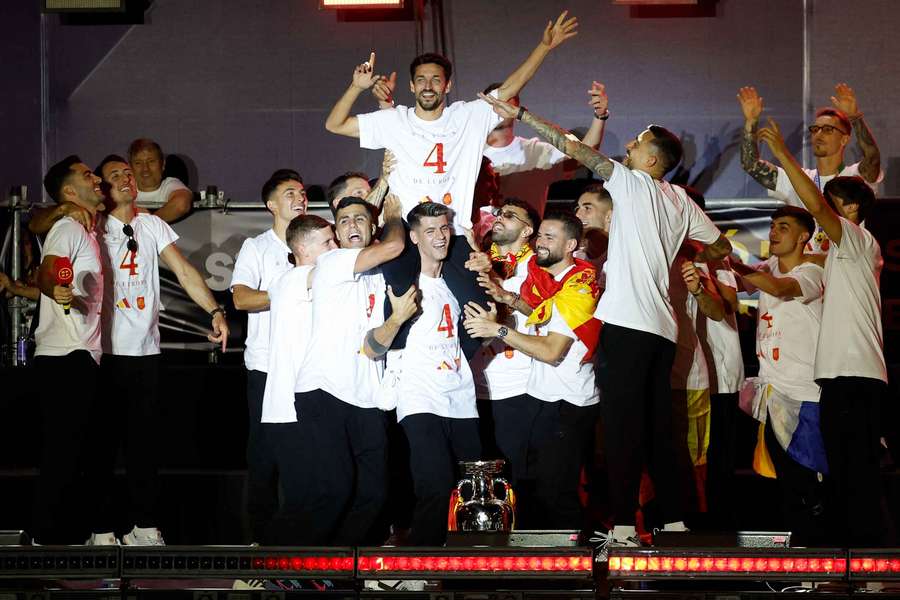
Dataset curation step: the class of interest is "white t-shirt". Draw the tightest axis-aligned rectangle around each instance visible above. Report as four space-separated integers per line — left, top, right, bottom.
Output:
669 256 709 392
357 93 502 230
526 265 599 407
393 274 476 422
262 266 314 423
295 248 386 408
472 255 532 400
483 136 570 217
98 213 178 356
35 216 103 364
596 161 722 343
769 162 883 254
815 217 886 383
230 229 293 372
755 257 824 402
136 177 189 208
697 263 744 394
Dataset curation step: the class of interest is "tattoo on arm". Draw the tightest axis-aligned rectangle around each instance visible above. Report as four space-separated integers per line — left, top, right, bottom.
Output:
740 123 779 190
522 111 614 180
695 235 732 262
852 117 881 183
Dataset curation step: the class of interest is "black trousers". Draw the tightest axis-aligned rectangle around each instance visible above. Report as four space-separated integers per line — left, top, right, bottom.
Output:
279 389 388 545
764 418 827 547
819 376 892 547
381 230 489 360
244 369 278 542
601 323 683 527
401 414 481 546
705 392 739 528
87 354 161 532
34 350 99 544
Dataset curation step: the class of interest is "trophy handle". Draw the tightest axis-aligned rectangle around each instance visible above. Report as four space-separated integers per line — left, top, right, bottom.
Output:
495 477 516 529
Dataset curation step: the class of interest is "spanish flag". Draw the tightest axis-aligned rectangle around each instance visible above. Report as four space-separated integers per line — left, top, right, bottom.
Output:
520 256 601 362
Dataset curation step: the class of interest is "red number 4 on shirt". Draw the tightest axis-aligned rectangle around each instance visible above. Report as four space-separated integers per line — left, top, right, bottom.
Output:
437 303 454 338
423 143 447 174
119 249 138 276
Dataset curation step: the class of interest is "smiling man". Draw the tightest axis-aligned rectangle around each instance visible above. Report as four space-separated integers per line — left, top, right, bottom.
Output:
85 154 227 547
231 168 307 542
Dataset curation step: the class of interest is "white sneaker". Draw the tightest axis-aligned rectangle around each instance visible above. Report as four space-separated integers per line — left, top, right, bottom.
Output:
591 526 641 563
85 532 120 546
122 526 165 546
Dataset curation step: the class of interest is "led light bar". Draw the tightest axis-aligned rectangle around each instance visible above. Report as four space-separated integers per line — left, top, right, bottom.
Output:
120 546 355 579
848 550 900 581
320 0 404 9
357 547 593 579
607 548 846 581
0 546 119 579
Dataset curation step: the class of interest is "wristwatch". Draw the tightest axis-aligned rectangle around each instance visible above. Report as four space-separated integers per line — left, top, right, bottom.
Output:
210 306 226 318
497 326 509 339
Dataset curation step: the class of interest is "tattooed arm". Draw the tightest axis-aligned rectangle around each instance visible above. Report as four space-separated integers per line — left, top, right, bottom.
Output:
831 83 881 184
521 111 615 180
737 86 779 191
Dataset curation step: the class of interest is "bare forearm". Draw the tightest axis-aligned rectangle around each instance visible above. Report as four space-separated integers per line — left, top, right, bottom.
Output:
363 315 404 359
365 177 389 209
29 206 65 236
9 282 40 301
852 116 881 183
176 264 219 313
580 115 605 149
693 286 725 321
497 43 551 101
774 148 827 215
738 271 798 299
153 191 192 223
503 329 567 365
232 285 270 311
521 110 614 179
741 120 779 190
694 235 732 262
325 85 363 136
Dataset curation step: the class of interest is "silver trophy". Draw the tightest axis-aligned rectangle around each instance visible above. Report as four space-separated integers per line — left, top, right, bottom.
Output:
449 460 516 532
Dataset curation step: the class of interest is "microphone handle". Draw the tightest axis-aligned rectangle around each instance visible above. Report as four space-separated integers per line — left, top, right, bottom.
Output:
61 283 71 315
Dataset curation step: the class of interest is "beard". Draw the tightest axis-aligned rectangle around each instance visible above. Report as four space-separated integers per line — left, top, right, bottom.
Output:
535 247 563 268
416 91 444 112
491 225 520 246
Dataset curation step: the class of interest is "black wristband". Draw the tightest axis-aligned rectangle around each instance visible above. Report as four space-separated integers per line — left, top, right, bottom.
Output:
516 105 527 121
210 306 226 318
594 109 610 121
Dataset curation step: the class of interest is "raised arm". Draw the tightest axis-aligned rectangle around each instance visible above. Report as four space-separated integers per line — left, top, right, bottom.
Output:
363 284 418 359
478 92 615 180
325 52 381 138
737 86 779 191
579 81 608 150
758 117 843 245
353 193 405 274
365 149 395 210
494 11 578 101
831 82 881 184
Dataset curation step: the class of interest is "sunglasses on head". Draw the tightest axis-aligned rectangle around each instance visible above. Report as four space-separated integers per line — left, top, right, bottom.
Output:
122 223 138 253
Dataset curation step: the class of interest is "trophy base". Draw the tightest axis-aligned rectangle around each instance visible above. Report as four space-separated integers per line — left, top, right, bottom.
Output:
446 529 582 547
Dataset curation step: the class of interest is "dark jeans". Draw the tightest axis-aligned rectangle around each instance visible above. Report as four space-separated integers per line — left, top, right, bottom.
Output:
279 389 388 545
244 369 278 542
401 414 481 546
381 230 488 359
601 323 683 527
34 350 99 544
87 354 161 532
764 418 827 547
705 392 739 528
819 376 892 546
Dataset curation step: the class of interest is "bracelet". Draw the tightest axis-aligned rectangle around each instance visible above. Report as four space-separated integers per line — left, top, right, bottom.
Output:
210 306 226 318
516 105 527 121
690 288 703 297
593 109 610 121
507 292 520 305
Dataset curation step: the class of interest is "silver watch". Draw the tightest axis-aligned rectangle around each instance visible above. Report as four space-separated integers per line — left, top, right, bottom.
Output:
497 326 509 339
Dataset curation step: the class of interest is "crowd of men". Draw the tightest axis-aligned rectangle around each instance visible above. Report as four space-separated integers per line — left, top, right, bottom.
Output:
22 10 893 551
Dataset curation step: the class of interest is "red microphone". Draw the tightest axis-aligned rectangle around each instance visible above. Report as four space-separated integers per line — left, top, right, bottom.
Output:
53 256 74 315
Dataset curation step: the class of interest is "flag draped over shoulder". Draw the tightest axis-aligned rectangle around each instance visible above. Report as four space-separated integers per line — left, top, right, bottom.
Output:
519 256 601 362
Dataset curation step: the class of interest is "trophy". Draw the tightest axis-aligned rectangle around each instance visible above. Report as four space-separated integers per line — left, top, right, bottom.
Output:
448 460 516 532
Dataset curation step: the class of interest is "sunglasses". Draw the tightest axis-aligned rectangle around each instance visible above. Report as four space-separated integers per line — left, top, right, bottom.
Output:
808 124 848 136
491 207 530 226
122 223 138 253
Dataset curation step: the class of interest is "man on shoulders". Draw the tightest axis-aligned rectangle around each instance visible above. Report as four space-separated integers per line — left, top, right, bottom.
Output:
738 84 882 253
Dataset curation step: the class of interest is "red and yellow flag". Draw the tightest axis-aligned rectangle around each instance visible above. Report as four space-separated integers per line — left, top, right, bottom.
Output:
520 256 601 362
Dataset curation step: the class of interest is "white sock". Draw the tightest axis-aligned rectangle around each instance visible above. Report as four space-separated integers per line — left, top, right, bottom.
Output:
134 526 158 535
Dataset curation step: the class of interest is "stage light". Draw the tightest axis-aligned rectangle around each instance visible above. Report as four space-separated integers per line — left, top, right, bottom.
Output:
357 548 593 579
848 550 900 581
0 546 119 579
320 0 404 9
607 548 847 581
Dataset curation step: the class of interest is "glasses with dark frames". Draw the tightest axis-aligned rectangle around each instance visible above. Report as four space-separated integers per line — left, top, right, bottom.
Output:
808 124 849 136
491 207 530 226
122 223 138 253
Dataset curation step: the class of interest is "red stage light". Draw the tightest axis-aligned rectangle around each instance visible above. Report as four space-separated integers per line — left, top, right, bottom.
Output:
320 0 404 8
